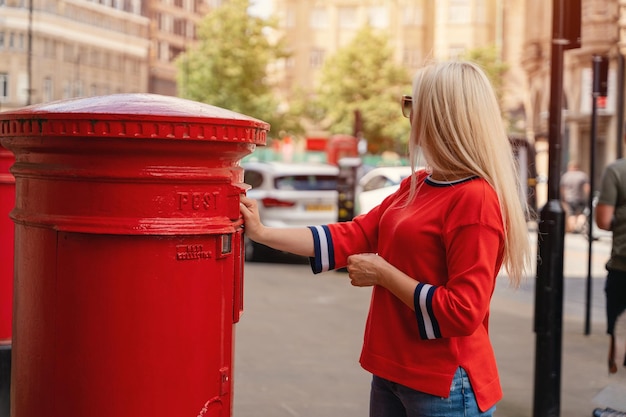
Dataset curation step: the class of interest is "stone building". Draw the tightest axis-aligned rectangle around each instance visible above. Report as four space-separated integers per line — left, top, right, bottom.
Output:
0 0 150 111
0 0 220 111
143 0 214 96
522 0 622 205
268 0 530 145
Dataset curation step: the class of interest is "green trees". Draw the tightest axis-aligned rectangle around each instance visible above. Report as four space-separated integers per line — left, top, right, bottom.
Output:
315 26 411 153
176 3 509 153
175 0 298 134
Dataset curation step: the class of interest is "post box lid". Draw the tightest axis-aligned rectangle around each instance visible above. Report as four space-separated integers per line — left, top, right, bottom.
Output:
0 93 268 145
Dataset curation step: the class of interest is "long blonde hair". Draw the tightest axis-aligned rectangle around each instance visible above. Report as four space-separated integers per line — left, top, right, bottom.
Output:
408 60 531 287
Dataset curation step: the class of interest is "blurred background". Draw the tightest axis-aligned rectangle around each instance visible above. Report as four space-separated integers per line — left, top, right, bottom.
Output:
2 0 621 213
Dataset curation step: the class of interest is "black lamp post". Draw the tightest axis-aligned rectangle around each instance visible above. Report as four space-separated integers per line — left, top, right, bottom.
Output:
533 0 581 416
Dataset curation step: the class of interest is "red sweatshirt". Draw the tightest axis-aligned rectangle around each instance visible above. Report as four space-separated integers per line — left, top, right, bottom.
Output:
308 170 505 412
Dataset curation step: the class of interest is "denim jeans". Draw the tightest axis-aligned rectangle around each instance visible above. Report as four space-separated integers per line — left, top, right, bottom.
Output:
369 368 496 417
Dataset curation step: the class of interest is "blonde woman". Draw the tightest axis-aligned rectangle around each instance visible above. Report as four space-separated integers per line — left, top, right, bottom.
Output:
240 60 531 417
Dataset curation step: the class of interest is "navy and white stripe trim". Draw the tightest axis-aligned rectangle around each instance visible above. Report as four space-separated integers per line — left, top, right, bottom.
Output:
414 283 441 339
308 225 335 273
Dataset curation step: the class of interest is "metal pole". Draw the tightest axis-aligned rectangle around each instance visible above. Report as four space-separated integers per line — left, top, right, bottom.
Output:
533 0 570 414
617 54 625 159
585 56 601 335
533 63 566 417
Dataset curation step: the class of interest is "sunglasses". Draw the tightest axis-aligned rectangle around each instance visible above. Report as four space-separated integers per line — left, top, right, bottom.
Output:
401 95 412 118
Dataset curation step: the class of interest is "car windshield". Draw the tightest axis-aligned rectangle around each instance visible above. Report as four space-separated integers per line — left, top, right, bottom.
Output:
274 175 338 191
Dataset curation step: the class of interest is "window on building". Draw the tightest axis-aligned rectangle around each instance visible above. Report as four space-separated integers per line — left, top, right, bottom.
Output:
475 0 486 23
160 14 173 32
174 18 185 36
17 73 28 104
338 6 358 29
90 83 97 96
403 5 423 26
43 38 55 58
368 6 388 28
159 41 169 61
63 44 75 62
402 48 421 67
62 79 70 98
283 7 295 28
449 0 471 24
43 77 53 102
0 0 6 6
448 45 466 59
90 49 100 67
135 0 142 13
0 33 4 50
74 80 84 97
110 55 120 71
309 48 325 68
310 7 328 29
0 73 8 102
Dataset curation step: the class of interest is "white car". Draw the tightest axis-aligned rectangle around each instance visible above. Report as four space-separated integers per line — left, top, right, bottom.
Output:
242 161 339 261
356 166 415 215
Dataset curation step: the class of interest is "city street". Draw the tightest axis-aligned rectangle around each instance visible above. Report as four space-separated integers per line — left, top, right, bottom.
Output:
233 230 626 417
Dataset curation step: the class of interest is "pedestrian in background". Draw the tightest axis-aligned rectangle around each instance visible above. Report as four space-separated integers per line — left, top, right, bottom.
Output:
596 158 626 374
240 60 532 417
560 160 590 233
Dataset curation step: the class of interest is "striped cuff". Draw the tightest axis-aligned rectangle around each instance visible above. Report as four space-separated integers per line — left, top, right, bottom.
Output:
414 283 441 339
308 225 335 274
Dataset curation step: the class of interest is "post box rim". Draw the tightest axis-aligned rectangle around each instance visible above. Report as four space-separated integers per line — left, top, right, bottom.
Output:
0 93 270 142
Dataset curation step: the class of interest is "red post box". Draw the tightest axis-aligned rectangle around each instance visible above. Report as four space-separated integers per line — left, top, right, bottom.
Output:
326 134 358 166
0 143 14 417
0 93 268 417
0 144 14 346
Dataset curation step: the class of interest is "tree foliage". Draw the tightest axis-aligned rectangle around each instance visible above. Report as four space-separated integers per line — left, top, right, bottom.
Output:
175 0 299 135
314 26 412 154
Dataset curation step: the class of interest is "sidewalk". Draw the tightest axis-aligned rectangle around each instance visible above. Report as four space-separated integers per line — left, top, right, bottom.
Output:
491 231 626 417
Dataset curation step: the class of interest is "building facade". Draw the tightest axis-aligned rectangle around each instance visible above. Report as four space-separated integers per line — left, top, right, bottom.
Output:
521 0 621 206
143 0 218 96
0 0 223 111
0 0 150 111
269 0 528 135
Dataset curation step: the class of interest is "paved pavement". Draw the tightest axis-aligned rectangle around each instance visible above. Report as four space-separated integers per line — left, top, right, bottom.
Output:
233 230 626 417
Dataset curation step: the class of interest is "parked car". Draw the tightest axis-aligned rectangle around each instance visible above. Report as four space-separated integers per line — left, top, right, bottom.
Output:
356 166 415 215
242 161 339 261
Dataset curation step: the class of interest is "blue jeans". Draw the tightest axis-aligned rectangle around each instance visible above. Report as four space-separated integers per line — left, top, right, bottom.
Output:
369 368 496 417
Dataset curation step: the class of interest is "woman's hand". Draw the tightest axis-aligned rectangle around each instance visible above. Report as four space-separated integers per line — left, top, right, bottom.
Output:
346 253 389 287
239 195 265 242
347 253 419 311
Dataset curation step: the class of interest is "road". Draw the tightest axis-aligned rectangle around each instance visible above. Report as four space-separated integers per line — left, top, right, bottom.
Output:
233 231 624 417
